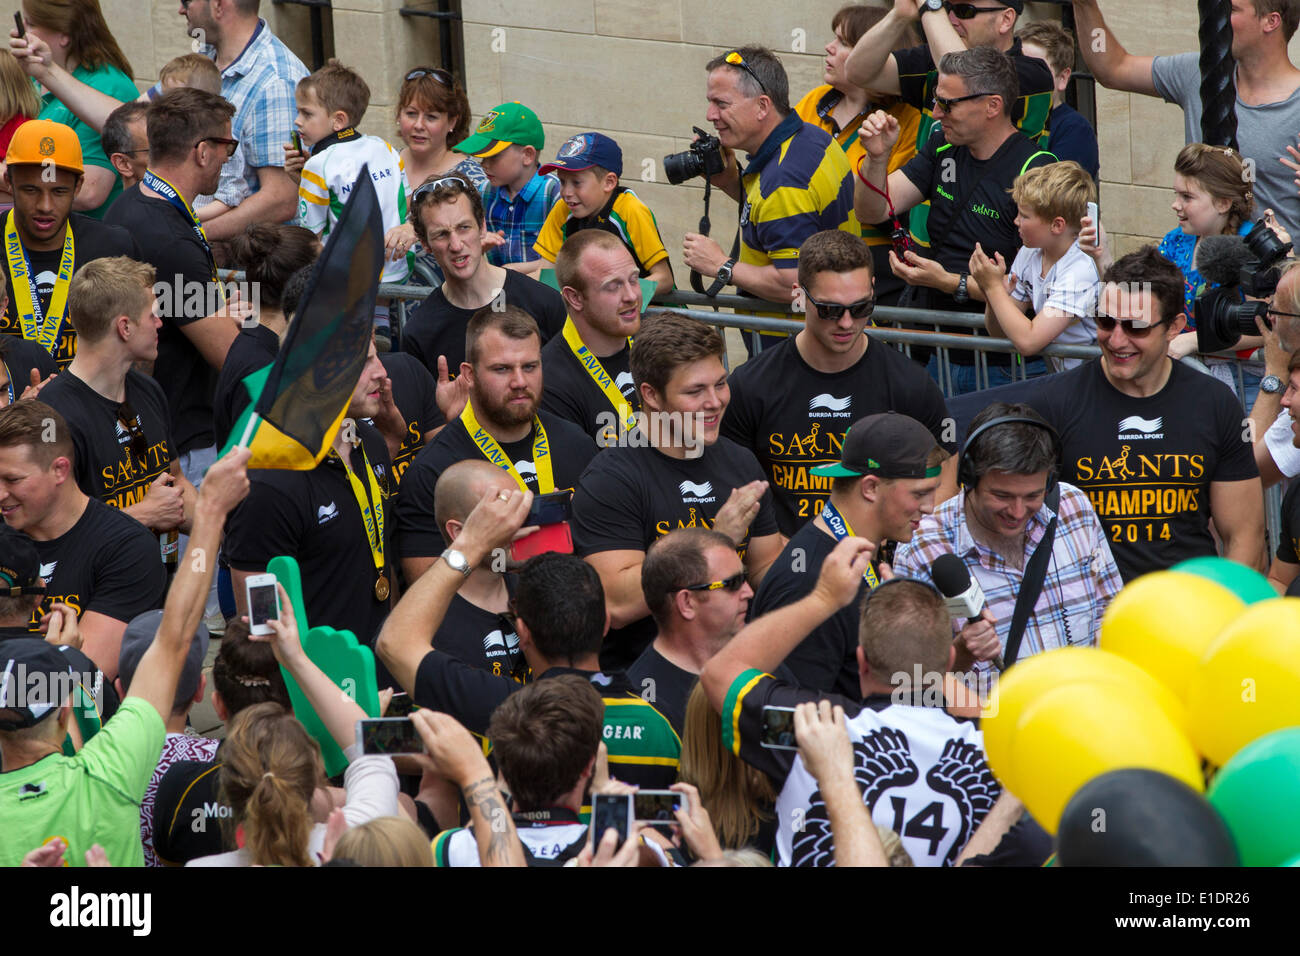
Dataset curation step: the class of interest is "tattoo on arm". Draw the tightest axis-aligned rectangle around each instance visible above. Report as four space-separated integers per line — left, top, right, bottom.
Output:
462 775 522 867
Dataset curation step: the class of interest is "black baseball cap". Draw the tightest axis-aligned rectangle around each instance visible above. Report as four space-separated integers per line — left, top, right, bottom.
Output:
0 526 44 597
811 412 942 479
0 638 75 730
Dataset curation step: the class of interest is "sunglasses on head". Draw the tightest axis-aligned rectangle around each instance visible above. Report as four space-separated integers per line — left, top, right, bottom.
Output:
945 2 1009 19
405 67 454 87
723 50 768 97
412 175 471 202
683 572 747 594
1094 313 1169 338
803 288 876 320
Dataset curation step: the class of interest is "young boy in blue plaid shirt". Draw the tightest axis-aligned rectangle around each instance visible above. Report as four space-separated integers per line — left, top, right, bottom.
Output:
454 102 559 267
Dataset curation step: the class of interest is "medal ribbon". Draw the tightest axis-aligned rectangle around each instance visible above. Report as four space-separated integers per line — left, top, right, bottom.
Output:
340 443 385 581
459 401 554 492
820 501 880 589
5 214 73 355
142 169 225 303
561 317 637 434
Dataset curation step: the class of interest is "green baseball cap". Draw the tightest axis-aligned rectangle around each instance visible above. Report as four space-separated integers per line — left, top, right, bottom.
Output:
455 102 544 157
810 412 942 480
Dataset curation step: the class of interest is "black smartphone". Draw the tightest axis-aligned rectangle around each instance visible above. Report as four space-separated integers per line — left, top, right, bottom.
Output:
633 790 684 823
290 130 302 153
591 793 632 849
355 717 425 755
760 705 798 750
13 11 25 38
386 692 417 718
526 488 572 527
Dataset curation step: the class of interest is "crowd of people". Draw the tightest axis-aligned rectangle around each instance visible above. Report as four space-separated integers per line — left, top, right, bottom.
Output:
0 0 1296 869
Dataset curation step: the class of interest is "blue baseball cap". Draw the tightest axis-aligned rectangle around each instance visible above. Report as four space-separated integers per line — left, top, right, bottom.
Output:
539 132 623 177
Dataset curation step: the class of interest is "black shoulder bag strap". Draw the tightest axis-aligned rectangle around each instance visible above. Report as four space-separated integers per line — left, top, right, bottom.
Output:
1002 482 1060 669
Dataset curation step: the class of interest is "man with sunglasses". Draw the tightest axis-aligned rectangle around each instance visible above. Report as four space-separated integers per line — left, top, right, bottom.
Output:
1247 263 1300 488
40 257 196 558
723 229 956 537
1031 246 1264 581
747 412 946 699
844 0 1052 144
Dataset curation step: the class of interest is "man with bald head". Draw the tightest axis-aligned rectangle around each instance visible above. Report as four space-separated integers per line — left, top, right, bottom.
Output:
416 459 527 679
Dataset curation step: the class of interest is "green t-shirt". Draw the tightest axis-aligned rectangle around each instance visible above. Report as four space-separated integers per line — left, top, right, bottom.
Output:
0 696 165 867
39 62 141 219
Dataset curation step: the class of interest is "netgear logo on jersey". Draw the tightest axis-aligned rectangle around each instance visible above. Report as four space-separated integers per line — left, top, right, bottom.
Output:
679 480 715 504
1117 415 1164 440
808 394 852 419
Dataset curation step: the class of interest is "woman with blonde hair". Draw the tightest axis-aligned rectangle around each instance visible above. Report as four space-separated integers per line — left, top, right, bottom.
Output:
0 50 40 155
331 817 434 867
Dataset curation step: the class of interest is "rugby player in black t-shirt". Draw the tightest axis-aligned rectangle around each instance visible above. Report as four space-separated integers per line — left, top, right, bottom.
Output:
1031 247 1263 581
540 230 641 443
0 401 166 680
572 312 785 670
395 306 596 579
401 174 564 382
749 412 945 700
42 258 195 560
723 229 956 536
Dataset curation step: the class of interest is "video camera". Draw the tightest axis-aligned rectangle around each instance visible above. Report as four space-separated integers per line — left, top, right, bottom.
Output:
664 128 727 185
1193 218 1294 353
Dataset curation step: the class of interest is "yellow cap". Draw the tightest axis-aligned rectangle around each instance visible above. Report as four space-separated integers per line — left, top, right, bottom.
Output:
6 119 83 174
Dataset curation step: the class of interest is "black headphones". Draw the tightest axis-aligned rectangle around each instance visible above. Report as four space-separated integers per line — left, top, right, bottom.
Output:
956 414 1061 492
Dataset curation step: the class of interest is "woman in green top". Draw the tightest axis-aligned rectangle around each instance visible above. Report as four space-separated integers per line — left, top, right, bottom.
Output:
21 0 138 218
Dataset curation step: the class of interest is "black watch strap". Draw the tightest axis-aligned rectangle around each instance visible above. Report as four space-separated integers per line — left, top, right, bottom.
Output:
705 258 736 298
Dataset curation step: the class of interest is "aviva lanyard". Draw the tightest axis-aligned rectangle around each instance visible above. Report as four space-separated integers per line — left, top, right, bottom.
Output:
142 170 224 299
561 317 637 434
339 442 388 600
820 500 880 589
5 214 74 355
459 401 554 492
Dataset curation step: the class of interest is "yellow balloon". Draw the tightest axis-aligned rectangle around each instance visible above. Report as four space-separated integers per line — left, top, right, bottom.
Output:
1188 598 1300 766
1100 571 1244 704
982 647 1187 782
1008 681 1203 833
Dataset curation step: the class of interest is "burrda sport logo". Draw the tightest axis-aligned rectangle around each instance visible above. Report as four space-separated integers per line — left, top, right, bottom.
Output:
678 480 715 503
808 393 852 418
1117 415 1164 440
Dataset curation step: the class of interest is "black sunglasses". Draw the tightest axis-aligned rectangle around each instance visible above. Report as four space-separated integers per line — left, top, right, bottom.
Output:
117 401 149 467
405 67 454 87
945 2 1009 19
803 289 876 320
683 572 747 594
933 91 991 113
723 50 768 97
1094 313 1169 338
195 136 239 159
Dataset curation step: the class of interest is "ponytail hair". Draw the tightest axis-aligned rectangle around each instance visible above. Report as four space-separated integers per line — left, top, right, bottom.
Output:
218 702 323 867
224 224 321 311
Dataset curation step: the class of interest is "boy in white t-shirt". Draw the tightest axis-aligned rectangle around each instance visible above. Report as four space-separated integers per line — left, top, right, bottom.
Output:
968 161 1100 371
289 62 409 348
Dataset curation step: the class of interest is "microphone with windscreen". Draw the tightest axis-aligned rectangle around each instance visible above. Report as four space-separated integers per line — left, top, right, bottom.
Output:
931 553 1004 672
1191 233 1272 353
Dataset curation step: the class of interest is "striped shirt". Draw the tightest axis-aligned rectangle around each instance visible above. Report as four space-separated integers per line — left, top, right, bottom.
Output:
484 171 561 266
534 186 670 276
892 482 1124 663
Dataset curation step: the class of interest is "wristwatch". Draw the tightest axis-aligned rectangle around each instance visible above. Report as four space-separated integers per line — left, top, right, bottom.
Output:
705 257 736 298
920 0 945 14
953 272 971 304
1260 374 1285 395
441 548 473 577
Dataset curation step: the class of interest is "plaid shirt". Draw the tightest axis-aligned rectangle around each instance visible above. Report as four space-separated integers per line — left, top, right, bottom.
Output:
199 20 308 196
893 482 1123 664
484 171 561 266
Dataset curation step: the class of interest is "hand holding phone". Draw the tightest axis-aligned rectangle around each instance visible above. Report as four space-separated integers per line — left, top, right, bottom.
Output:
246 573 280 636
510 488 574 562
14 11 26 38
356 717 426 755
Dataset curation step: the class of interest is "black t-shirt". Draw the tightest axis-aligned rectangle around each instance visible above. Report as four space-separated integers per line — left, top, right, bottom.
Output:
224 421 395 645
401 270 566 376
40 369 176 514
0 211 141 369
104 185 221 455
540 332 639 442
434 588 525 681
152 757 223 866
21 498 166 632
626 643 697 737
722 336 954 535
395 410 597 558
0 335 57 399
1031 360 1259 581
571 438 779 668
212 323 279 450
378 351 444 486
749 521 866 701
1276 476 1300 566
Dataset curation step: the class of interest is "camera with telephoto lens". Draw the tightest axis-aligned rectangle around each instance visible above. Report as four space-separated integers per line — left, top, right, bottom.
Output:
664 127 727 185
1194 217 1294 353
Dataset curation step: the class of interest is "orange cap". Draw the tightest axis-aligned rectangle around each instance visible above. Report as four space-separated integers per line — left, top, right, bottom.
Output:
5 119 83 174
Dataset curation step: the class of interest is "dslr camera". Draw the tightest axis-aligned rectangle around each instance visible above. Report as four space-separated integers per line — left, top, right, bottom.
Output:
664 127 727 185
1194 217 1294 353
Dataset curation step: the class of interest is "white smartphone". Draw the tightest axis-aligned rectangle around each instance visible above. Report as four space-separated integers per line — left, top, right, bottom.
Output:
633 790 687 822
245 573 280 636
1086 201 1099 226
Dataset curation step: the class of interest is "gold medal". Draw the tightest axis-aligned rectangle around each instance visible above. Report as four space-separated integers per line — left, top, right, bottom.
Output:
374 573 390 601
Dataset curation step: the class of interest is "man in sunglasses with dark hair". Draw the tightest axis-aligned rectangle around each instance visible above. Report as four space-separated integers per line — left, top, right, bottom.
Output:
1031 245 1264 582
722 229 957 536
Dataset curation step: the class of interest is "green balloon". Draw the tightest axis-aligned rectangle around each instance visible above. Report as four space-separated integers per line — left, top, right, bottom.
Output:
1207 727 1300 866
1172 557 1276 604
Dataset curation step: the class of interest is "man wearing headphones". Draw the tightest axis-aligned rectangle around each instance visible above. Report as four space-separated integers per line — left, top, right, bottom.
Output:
893 402 1122 666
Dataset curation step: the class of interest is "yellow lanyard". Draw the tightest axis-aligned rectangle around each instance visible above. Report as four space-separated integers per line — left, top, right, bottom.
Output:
339 443 385 576
459 400 554 492
5 214 74 355
561 317 637 434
